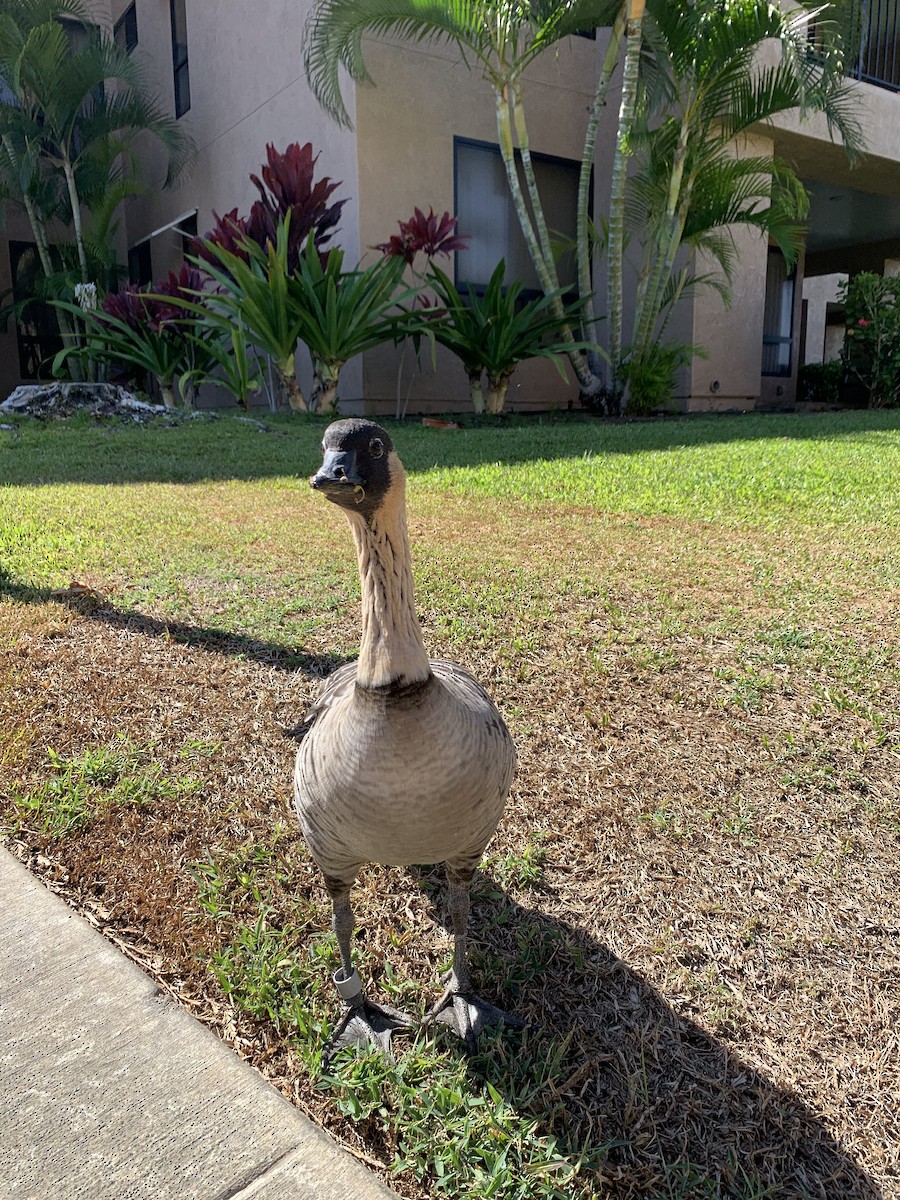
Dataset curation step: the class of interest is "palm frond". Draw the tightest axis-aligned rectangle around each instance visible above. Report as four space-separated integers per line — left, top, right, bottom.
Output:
303 0 497 127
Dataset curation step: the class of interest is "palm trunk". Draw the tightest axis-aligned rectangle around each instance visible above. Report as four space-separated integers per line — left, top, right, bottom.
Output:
275 357 306 411
577 8 626 362
632 114 692 357
486 370 513 414
311 360 341 413
61 156 90 284
468 370 485 414
495 90 600 398
59 153 98 381
608 0 646 392
4 134 82 377
511 84 555 269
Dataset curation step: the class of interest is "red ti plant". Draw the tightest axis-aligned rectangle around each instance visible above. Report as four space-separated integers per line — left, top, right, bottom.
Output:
247 141 346 266
153 264 207 325
376 207 466 265
376 208 467 417
190 209 251 273
100 284 148 330
83 269 210 407
191 143 347 274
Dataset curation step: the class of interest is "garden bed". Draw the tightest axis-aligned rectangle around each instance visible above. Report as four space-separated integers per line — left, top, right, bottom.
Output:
1 410 898 1199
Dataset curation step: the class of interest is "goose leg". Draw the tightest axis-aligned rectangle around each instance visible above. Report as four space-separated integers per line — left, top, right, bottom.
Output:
322 877 414 1066
425 866 524 1052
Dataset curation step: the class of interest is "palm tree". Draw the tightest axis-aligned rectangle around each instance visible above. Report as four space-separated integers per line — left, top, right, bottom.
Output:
605 0 645 393
302 0 621 400
0 0 189 292
622 0 864 400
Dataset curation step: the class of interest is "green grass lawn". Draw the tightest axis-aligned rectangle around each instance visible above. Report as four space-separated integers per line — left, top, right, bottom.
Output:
1 408 898 1200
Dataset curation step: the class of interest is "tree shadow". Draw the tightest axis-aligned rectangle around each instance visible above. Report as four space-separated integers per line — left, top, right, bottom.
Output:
409 865 885 1200
1 408 898 486
0 568 350 678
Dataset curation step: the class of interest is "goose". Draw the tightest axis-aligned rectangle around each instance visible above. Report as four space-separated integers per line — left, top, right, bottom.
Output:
294 418 520 1058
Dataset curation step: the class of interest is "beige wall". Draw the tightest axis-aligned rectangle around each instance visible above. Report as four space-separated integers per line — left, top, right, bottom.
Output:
110 0 364 404
354 34 600 413
771 77 900 192
802 273 847 364
686 133 776 412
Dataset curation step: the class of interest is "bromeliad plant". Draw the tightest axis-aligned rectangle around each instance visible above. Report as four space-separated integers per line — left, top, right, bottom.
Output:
178 214 415 413
188 141 351 409
286 237 414 412
51 266 214 406
421 261 594 414
190 216 313 410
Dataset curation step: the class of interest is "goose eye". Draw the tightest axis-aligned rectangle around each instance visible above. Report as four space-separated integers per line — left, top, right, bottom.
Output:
369 438 384 459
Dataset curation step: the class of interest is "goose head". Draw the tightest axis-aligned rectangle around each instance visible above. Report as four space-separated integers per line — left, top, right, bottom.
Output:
310 419 398 518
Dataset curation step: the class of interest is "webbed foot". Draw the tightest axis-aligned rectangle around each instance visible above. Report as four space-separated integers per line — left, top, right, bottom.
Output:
424 976 524 1053
322 968 414 1066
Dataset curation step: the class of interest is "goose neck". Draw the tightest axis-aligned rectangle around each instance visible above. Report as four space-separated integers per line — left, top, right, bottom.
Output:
348 499 431 691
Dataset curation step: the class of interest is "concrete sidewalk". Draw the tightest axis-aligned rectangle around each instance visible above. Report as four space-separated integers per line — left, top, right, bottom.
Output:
0 848 399 1200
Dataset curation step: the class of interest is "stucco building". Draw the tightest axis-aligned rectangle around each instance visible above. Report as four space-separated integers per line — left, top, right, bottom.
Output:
2 1 900 413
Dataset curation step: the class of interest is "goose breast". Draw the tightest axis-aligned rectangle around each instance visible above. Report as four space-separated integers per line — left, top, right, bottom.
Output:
294 661 515 875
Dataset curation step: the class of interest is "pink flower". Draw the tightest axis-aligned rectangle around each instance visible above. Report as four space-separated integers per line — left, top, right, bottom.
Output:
858 318 870 326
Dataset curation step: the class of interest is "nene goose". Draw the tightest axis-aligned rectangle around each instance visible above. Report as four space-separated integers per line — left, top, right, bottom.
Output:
294 418 520 1058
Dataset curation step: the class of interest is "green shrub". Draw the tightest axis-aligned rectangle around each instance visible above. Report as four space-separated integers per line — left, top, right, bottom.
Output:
839 273 900 408
621 342 693 415
797 360 843 407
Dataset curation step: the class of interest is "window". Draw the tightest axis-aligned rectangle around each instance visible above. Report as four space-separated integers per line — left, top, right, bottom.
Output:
8 242 63 381
169 0 190 117
453 138 580 295
114 3 138 53
761 249 796 377
59 17 105 107
127 240 153 285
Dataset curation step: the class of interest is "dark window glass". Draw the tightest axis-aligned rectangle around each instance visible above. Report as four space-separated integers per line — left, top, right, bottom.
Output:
127 240 153 285
59 18 105 107
8 242 63 381
114 3 138 53
169 0 190 117
761 249 796 377
454 138 580 295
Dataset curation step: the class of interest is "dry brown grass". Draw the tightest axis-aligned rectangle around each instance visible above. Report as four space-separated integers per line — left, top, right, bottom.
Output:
2 481 899 1199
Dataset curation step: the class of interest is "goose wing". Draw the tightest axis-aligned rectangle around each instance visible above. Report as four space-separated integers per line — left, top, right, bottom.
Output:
292 661 357 742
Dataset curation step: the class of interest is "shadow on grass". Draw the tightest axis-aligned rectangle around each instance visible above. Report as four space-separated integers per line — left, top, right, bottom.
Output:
0 408 898 486
0 569 350 677
409 865 884 1200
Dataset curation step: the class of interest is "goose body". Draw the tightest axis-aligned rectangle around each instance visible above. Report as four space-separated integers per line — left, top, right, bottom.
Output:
293 418 519 1056
295 660 513 875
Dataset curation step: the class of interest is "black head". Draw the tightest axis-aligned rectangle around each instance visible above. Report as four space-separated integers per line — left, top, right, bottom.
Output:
310 419 396 517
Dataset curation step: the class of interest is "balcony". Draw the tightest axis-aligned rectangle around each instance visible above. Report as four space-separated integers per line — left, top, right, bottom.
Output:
844 0 900 92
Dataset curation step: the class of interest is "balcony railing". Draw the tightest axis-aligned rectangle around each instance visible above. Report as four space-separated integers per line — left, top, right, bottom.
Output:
842 0 900 92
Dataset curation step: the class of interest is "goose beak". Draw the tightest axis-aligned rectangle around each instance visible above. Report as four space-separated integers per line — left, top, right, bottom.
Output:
310 449 365 495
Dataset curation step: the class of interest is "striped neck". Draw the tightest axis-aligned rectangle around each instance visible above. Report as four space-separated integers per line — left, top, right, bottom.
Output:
345 460 431 691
